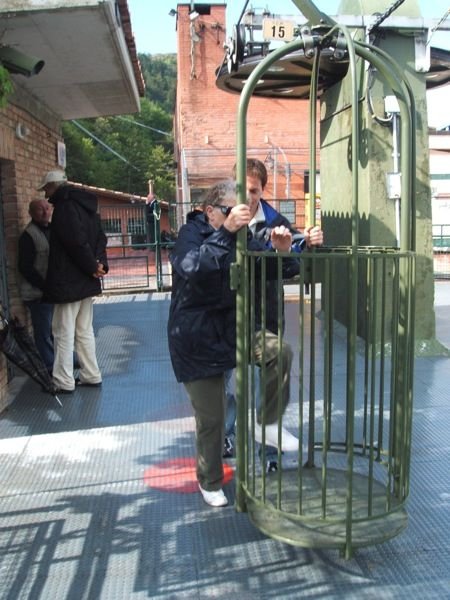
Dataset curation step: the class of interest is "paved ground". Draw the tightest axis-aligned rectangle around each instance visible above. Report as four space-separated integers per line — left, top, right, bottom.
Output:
0 284 449 599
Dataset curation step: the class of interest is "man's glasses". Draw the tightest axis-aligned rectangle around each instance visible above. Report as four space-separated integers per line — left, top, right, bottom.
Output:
215 205 232 216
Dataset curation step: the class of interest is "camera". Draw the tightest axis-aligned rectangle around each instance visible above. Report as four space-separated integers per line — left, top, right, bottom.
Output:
0 46 45 77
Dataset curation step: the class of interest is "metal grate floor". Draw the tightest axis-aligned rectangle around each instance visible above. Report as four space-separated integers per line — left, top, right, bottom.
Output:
0 289 449 599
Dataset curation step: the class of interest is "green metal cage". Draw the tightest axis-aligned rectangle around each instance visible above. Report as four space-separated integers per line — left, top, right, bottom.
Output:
232 7 416 559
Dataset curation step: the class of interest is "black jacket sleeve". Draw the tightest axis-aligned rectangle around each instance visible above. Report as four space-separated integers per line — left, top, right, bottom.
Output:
94 215 109 273
170 222 235 282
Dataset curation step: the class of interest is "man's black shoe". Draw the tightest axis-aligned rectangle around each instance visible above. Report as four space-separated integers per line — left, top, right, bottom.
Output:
75 378 102 388
266 460 278 473
54 388 74 395
222 436 234 458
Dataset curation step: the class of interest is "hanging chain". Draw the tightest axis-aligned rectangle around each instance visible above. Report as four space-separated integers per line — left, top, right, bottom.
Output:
427 8 450 45
367 0 406 34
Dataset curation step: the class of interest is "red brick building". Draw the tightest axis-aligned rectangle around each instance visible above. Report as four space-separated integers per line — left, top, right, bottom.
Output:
174 3 318 230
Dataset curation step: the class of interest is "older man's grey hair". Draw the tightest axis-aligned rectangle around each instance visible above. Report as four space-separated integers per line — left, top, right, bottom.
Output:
202 179 236 210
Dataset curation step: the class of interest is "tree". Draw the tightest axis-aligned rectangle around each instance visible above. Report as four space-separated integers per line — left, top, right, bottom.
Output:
63 98 175 199
139 53 176 113
63 54 177 200
0 65 14 108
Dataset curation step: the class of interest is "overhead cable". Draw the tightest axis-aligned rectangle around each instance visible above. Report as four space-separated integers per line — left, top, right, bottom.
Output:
71 120 140 171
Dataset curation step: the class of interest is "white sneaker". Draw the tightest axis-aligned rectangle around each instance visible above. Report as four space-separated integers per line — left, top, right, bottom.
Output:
198 485 228 507
254 422 298 452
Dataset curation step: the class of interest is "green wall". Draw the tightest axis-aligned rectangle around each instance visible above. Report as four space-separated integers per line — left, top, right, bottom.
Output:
320 0 439 350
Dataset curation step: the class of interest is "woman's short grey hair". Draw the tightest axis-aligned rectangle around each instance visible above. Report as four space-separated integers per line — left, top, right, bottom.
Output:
202 179 236 210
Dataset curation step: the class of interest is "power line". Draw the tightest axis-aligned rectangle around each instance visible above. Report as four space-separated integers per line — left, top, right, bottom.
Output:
427 8 450 46
71 120 140 171
116 116 172 137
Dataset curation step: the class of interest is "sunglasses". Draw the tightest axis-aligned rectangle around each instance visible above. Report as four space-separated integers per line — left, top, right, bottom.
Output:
215 205 232 216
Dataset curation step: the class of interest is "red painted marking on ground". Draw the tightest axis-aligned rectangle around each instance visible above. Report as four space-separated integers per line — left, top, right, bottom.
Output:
144 457 234 493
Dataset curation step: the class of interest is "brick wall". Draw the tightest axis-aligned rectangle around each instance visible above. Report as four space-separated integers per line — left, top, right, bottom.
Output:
0 89 63 411
175 4 319 230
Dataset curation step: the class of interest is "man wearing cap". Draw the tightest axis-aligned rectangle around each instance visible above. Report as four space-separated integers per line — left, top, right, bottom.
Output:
37 169 108 393
17 199 54 373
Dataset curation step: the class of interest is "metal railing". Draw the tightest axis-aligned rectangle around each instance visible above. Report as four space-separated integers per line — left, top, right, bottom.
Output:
99 202 175 292
243 247 414 551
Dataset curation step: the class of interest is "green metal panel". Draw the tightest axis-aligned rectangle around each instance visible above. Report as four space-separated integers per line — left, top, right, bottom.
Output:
320 4 434 348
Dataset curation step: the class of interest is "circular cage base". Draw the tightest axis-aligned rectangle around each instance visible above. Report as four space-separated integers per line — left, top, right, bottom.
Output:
245 467 407 550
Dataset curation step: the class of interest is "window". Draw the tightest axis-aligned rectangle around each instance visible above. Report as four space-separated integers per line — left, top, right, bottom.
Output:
193 4 211 15
304 170 321 194
127 216 146 235
101 218 121 234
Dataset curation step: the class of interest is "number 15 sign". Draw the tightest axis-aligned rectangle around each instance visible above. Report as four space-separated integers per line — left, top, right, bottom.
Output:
262 18 296 42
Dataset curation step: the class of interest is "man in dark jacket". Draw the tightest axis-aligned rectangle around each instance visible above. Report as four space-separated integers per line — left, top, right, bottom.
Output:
228 158 324 471
17 199 54 373
37 170 108 393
